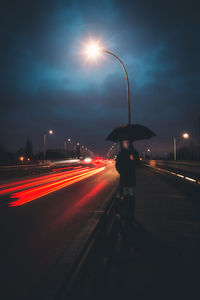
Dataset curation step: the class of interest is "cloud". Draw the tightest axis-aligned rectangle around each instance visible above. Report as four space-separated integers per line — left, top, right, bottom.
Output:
0 0 200 155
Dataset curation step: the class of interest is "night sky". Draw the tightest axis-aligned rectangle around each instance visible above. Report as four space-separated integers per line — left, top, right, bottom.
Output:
1 0 200 156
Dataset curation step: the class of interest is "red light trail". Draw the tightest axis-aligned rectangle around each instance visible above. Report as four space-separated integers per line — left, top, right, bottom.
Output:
0 166 83 190
0 167 90 195
50 179 107 228
8 166 106 207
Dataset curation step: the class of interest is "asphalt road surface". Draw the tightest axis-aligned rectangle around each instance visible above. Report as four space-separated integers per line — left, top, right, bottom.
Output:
0 162 118 300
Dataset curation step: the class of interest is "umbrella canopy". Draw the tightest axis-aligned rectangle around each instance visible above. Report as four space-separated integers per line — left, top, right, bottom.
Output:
106 124 156 142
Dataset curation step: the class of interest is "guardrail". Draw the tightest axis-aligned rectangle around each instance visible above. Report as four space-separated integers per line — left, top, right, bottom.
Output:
145 160 200 174
57 186 118 300
144 160 200 185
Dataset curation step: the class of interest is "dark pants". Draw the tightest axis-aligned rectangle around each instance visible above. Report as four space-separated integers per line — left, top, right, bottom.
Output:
117 187 135 222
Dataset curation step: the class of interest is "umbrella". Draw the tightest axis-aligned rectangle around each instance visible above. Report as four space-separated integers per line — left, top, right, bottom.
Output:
106 124 156 142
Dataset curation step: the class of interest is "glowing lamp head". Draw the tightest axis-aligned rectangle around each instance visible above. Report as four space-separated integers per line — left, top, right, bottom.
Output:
86 43 101 58
182 132 189 139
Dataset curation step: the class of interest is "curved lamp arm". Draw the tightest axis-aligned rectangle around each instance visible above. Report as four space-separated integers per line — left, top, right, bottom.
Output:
103 50 131 124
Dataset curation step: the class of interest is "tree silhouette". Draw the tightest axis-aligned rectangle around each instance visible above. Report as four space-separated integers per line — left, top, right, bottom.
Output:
25 139 33 159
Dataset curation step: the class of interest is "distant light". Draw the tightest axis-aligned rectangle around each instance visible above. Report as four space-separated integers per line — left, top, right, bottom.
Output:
49 130 53 135
64 159 80 163
84 157 92 163
54 159 80 164
27 158 30 161
67 138 71 142
77 142 80 146
19 156 24 161
139 157 143 161
147 149 151 152
182 132 189 139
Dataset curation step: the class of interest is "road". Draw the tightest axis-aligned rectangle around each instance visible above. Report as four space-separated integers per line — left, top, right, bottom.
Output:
0 161 118 300
0 159 82 180
69 166 200 300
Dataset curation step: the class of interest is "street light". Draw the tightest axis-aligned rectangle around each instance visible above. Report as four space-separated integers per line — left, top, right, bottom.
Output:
182 133 189 139
173 132 190 161
64 137 71 153
75 142 80 159
142 148 151 160
19 156 24 164
43 130 54 161
85 42 131 124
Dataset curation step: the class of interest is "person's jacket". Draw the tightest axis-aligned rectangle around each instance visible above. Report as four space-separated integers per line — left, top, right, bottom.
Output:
115 148 137 187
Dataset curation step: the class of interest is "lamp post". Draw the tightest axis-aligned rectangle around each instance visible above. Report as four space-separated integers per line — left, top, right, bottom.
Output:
19 156 24 164
75 142 80 158
64 141 66 153
64 138 71 154
142 148 151 160
86 43 131 124
173 137 177 161
142 151 145 160
43 130 53 161
173 133 190 161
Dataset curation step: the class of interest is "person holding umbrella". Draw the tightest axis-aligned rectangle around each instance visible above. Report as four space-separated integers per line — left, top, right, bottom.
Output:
116 140 138 194
115 140 138 225
106 124 156 226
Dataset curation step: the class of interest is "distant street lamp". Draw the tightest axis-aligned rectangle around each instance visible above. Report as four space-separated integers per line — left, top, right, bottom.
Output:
142 148 151 160
64 137 71 153
43 130 54 161
19 156 24 164
173 132 190 161
75 142 80 158
64 141 66 153
182 133 189 139
85 42 131 124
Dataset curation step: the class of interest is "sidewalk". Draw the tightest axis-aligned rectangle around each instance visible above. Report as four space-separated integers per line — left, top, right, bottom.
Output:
81 166 200 300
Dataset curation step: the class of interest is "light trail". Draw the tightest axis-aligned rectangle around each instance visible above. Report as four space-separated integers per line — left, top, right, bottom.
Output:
0 167 89 195
52 166 82 172
0 166 83 189
9 166 106 207
0 167 90 195
51 180 108 229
